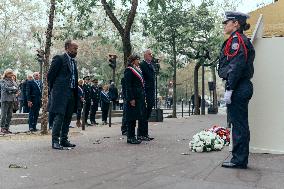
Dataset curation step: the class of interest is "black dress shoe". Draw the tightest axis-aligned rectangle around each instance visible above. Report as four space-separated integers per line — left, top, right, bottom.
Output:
146 136 154 140
91 121 99 125
52 142 63 150
137 136 154 141
29 128 38 132
221 162 247 169
61 141 76 148
127 138 142 144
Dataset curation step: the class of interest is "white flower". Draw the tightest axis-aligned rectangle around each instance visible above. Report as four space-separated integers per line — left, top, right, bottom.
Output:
195 146 203 152
189 129 226 152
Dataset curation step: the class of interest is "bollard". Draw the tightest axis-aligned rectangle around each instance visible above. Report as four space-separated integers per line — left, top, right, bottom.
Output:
181 99 184 117
81 101 86 131
108 101 112 127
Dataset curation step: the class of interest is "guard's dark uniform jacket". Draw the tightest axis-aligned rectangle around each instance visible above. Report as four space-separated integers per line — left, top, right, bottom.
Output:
90 85 100 123
218 30 255 167
83 84 92 102
91 85 100 106
83 83 92 122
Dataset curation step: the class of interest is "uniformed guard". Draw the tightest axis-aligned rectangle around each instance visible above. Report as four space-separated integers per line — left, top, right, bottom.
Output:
83 76 92 126
90 78 100 125
218 11 255 169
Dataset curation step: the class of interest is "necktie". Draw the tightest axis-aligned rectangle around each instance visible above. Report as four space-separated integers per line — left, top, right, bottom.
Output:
70 58 75 88
35 80 41 91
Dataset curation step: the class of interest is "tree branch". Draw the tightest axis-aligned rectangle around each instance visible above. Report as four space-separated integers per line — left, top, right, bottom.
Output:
101 0 124 37
124 0 138 34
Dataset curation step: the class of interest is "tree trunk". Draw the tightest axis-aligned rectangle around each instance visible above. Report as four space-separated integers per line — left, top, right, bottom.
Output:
194 62 201 115
122 34 132 67
211 66 218 113
172 34 177 118
41 0 56 134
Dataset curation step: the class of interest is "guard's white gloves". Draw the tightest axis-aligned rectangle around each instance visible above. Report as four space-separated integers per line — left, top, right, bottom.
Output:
224 90 233 104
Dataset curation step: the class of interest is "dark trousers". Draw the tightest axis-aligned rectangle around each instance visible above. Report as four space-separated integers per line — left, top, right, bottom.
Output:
90 102 98 123
84 101 91 122
52 93 75 143
19 100 24 113
23 104 29 113
48 112 55 129
112 101 116 110
138 90 154 137
77 101 83 121
102 109 108 122
121 102 127 133
127 120 136 138
228 81 253 166
0 101 13 129
28 103 40 130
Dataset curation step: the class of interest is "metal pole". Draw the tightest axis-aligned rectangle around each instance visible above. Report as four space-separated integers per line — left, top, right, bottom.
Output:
201 64 205 115
112 68 116 84
108 101 112 127
189 100 191 116
185 84 188 105
181 99 184 117
81 101 86 130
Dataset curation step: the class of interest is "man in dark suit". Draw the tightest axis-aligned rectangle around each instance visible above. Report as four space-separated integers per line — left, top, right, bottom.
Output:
90 78 100 125
138 49 155 141
22 75 33 113
48 40 78 150
26 72 42 132
83 76 92 126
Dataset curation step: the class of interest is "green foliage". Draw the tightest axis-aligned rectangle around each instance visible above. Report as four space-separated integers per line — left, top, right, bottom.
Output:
0 0 43 77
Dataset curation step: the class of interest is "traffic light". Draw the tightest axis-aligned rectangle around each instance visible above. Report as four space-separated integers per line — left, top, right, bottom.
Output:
108 54 117 69
36 49 44 62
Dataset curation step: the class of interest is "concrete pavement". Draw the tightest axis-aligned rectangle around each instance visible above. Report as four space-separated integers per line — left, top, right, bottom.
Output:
0 114 283 189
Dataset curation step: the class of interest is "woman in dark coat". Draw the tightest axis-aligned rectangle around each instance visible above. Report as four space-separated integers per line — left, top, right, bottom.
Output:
124 54 146 144
100 84 110 125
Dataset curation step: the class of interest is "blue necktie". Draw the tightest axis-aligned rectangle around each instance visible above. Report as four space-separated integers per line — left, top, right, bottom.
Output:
70 58 75 88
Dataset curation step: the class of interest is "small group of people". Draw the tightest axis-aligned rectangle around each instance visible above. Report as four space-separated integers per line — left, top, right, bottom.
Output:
77 77 112 127
47 39 156 149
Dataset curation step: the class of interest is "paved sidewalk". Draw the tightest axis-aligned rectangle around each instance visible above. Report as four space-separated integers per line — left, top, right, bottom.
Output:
0 114 283 189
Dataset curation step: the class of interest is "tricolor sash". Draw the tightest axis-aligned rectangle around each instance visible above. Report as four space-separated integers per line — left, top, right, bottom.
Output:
127 66 144 87
101 91 110 100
